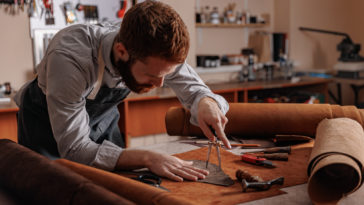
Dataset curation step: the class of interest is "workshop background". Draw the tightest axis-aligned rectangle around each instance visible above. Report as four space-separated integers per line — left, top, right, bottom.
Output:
1 0 364 105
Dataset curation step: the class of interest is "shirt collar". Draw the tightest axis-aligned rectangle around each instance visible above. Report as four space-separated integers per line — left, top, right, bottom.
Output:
101 31 119 77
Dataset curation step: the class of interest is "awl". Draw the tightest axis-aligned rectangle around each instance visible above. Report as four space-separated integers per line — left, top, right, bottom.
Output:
241 154 276 168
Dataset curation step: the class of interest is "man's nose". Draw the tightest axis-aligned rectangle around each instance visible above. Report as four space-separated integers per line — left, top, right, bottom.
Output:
152 77 164 87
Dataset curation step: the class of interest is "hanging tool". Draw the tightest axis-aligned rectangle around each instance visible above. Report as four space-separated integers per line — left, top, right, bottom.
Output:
43 0 54 25
241 154 276 168
241 177 284 192
117 0 127 18
205 136 222 170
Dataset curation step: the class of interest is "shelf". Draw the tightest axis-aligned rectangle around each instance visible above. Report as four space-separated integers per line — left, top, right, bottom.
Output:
196 23 267 28
195 65 242 74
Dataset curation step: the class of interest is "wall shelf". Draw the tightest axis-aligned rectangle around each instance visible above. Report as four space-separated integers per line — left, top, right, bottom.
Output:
196 23 267 28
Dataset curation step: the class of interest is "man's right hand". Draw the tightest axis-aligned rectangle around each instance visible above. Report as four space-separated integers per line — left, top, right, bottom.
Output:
116 149 209 182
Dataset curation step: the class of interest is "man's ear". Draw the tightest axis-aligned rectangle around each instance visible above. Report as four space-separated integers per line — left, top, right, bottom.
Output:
114 42 130 62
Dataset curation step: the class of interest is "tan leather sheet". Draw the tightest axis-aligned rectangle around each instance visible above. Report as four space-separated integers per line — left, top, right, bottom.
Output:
160 143 313 205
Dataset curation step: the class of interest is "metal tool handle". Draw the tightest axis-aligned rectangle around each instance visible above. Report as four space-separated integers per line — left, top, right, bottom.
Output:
255 153 289 161
241 176 284 192
263 146 291 154
268 176 284 186
241 180 271 192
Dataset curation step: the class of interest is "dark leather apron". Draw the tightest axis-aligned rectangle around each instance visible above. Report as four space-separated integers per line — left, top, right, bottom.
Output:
17 78 130 158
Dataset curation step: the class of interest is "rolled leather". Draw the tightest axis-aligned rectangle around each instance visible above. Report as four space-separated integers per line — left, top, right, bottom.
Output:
55 159 196 205
165 103 364 137
0 139 134 205
307 118 364 204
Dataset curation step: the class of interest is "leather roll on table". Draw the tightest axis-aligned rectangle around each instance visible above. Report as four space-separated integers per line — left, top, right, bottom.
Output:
0 139 134 205
307 118 364 204
165 103 364 137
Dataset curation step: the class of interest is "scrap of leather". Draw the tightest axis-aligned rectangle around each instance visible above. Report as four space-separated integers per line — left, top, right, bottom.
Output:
159 144 312 205
192 160 234 186
165 103 364 137
307 118 364 204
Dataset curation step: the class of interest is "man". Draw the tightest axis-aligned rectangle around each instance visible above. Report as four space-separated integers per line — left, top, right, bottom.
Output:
15 1 230 182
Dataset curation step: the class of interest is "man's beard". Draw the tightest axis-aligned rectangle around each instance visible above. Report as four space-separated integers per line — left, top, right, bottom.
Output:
115 58 155 93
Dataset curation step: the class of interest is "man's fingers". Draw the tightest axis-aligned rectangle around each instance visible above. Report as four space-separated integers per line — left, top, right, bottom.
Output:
181 167 207 179
213 123 231 149
221 115 228 130
162 170 184 182
200 121 215 141
170 167 198 181
183 164 209 176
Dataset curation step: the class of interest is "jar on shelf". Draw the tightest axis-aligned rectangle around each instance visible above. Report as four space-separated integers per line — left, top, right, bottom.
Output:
210 7 220 24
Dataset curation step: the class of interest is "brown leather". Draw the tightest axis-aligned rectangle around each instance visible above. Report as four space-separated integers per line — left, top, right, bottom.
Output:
159 143 313 205
0 139 134 205
308 118 364 204
165 103 364 137
55 159 196 205
55 143 312 205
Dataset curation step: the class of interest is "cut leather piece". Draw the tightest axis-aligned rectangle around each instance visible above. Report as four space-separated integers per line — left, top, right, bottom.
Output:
192 160 234 186
165 103 364 137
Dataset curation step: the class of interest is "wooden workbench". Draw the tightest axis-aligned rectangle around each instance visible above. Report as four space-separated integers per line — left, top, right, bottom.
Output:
118 77 332 147
0 98 18 142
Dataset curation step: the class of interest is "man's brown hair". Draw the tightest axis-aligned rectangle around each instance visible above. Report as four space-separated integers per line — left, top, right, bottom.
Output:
116 1 189 63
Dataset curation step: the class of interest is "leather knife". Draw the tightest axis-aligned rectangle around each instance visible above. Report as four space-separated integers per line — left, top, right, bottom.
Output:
241 154 276 168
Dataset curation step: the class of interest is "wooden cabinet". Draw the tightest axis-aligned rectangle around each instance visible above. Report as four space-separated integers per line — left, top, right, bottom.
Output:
118 77 332 147
0 100 18 143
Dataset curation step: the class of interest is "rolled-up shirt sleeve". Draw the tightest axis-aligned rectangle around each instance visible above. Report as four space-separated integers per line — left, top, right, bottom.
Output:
45 51 122 170
164 62 229 126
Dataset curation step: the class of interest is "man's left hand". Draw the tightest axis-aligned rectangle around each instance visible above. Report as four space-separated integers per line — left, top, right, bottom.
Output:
197 97 231 149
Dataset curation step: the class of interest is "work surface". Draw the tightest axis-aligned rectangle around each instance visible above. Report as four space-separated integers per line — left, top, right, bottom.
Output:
132 138 364 205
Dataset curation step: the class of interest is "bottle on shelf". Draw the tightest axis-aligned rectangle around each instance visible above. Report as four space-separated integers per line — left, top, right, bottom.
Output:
247 54 256 81
210 7 220 24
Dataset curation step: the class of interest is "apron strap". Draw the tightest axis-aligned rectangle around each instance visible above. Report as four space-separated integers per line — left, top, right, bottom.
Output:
87 45 105 100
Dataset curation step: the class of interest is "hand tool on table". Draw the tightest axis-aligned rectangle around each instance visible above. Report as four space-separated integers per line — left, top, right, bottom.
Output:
235 169 263 183
205 136 222 170
241 154 276 168
131 174 170 192
241 146 291 154
118 170 169 191
205 126 223 170
235 169 284 192
251 153 289 161
241 146 291 161
241 177 284 192
195 141 260 148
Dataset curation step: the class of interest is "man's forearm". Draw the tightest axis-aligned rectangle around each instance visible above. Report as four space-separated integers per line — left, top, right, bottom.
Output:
115 149 150 170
